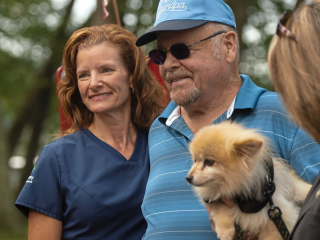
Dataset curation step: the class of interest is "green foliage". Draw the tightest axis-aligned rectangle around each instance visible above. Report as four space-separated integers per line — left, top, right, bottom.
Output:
237 0 299 89
122 0 159 53
0 52 35 119
0 221 27 240
0 0 64 131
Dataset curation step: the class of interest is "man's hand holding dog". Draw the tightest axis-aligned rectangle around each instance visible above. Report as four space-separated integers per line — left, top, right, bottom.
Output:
205 198 258 240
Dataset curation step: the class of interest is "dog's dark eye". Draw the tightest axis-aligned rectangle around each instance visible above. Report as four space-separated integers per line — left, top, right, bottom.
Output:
194 159 197 163
204 159 215 166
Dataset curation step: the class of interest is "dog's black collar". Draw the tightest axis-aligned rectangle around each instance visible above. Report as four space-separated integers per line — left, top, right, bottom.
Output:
235 157 275 214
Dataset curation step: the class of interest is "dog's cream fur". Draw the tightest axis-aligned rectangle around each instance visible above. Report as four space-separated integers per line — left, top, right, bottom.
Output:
186 121 311 240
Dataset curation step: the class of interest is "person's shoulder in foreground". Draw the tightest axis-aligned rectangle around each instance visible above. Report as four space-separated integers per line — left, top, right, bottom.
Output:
268 1 320 239
234 75 320 183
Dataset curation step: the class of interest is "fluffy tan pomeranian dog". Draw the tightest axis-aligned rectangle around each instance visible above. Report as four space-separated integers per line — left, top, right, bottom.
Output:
186 121 311 240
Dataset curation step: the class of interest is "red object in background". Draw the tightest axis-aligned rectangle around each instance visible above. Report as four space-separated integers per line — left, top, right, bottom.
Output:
102 0 110 19
55 62 169 131
147 60 170 103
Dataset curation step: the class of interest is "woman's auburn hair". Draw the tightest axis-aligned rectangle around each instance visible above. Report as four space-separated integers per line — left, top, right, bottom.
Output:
57 24 166 136
268 0 320 143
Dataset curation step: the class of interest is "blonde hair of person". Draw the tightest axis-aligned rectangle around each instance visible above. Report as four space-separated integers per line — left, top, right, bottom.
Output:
268 0 320 143
57 24 166 136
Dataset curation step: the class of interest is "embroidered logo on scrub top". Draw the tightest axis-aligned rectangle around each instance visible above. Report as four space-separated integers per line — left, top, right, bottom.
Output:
26 176 34 184
26 166 36 183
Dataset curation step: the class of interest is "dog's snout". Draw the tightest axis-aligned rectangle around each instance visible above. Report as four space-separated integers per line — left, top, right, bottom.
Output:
185 175 193 184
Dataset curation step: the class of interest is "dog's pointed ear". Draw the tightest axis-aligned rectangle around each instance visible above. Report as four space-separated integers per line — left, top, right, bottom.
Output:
233 138 263 159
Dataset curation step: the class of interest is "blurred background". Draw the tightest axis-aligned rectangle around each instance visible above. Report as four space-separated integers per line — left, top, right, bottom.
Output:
0 0 304 238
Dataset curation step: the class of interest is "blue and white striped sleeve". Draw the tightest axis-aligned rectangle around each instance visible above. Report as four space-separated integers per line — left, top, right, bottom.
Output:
289 127 320 183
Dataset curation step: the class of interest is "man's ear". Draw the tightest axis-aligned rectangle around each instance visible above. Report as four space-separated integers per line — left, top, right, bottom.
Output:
224 31 237 64
233 138 263 160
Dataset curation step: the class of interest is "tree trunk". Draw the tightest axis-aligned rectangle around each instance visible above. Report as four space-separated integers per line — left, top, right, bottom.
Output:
0 109 23 233
227 0 250 55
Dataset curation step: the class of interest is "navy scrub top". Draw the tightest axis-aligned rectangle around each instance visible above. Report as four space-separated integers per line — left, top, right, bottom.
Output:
15 128 149 240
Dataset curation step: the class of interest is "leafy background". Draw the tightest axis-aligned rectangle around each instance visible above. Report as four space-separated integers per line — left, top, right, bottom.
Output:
0 0 304 238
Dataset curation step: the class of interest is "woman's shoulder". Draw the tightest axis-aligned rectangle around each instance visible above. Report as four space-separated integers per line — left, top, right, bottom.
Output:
36 130 91 167
46 130 87 151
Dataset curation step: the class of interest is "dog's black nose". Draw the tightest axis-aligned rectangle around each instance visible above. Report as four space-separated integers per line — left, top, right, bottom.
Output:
185 175 193 184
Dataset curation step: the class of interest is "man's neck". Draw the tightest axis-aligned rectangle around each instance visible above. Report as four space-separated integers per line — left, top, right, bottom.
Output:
181 80 242 134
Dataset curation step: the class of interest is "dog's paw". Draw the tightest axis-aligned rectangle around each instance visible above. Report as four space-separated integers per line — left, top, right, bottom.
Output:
216 227 235 240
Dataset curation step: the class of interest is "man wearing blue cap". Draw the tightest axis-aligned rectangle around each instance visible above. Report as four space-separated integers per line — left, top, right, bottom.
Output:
136 0 320 239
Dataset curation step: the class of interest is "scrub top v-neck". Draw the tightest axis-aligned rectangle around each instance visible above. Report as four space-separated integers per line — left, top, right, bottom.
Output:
83 128 141 162
15 127 149 240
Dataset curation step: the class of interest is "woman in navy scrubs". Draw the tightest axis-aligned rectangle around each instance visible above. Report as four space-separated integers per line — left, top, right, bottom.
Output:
268 1 320 239
15 24 165 240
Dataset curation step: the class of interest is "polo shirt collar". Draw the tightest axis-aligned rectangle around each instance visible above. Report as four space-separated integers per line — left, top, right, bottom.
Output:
235 74 267 110
158 74 266 124
166 105 181 126
158 101 177 125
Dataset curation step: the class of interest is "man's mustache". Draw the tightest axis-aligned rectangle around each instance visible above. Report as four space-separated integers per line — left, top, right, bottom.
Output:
165 69 194 81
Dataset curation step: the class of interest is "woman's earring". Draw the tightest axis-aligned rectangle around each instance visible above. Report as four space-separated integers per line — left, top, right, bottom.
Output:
131 87 135 94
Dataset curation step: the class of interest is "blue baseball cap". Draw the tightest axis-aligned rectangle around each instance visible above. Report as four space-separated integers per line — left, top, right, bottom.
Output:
136 0 236 46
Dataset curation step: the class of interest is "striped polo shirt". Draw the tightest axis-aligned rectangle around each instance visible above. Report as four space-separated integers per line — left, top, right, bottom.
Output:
142 74 320 240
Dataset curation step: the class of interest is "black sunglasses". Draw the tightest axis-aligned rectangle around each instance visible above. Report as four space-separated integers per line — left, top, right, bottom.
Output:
149 31 226 65
276 10 296 40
